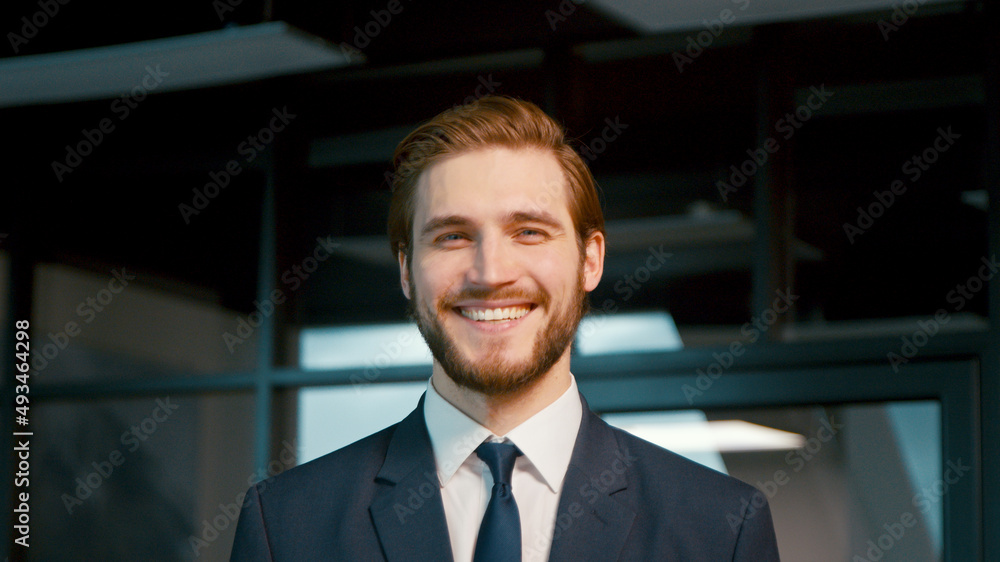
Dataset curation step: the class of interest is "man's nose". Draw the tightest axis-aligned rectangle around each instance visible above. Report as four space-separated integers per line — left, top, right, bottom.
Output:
468 234 518 287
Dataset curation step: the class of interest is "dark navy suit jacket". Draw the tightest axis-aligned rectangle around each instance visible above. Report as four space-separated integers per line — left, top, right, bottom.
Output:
230 393 781 561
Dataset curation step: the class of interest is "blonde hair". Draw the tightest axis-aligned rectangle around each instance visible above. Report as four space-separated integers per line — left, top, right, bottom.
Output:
387 96 604 257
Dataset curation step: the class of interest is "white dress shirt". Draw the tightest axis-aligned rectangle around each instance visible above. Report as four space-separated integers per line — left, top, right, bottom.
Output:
423 374 583 562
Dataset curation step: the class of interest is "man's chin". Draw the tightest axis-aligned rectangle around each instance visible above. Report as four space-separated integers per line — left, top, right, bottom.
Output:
442 364 546 398
413 288 583 399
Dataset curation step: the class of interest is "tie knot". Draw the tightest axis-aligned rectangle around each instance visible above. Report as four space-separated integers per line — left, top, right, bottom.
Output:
476 442 521 486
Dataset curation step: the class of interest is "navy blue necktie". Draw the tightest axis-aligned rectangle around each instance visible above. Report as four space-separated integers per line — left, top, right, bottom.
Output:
473 442 522 562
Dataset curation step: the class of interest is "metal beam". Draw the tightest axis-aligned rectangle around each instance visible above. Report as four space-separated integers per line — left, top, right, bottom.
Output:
253 152 278 476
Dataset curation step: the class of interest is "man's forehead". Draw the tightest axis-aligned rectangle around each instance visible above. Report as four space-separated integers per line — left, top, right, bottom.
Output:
414 147 570 217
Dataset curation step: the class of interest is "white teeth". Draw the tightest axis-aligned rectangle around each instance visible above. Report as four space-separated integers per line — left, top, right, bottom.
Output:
460 307 530 322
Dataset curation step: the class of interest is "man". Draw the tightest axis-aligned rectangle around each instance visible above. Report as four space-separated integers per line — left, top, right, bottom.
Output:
230 96 781 561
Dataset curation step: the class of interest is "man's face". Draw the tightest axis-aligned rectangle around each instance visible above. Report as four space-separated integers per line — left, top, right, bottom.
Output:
400 147 604 397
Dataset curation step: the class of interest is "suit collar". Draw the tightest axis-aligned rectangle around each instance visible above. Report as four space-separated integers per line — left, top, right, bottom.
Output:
368 392 636 562
370 395 454 562
547 393 637 560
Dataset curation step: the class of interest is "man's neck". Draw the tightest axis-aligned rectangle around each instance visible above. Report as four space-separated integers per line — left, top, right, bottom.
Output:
431 356 573 436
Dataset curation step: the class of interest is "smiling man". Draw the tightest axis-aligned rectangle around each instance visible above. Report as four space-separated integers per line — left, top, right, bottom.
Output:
230 96 781 561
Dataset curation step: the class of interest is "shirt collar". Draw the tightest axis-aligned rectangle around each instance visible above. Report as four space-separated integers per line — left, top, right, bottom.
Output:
505 375 582 493
423 374 582 493
424 379 493 486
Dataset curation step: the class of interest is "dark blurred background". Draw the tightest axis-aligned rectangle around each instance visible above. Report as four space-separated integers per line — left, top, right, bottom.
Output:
0 1 997 560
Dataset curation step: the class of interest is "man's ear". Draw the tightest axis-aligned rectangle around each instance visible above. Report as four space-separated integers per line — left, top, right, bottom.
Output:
398 248 412 300
583 231 605 292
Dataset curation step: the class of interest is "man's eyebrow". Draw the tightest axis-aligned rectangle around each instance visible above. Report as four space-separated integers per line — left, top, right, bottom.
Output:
506 211 564 231
419 215 471 238
418 211 565 238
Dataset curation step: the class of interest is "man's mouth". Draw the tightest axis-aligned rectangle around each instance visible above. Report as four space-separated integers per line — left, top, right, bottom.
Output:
458 305 532 322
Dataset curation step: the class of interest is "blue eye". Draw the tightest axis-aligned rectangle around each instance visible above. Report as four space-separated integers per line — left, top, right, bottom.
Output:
435 232 470 247
518 229 548 242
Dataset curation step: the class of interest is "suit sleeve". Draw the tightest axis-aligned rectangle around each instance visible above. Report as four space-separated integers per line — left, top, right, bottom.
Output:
229 485 274 562
732 496 781 561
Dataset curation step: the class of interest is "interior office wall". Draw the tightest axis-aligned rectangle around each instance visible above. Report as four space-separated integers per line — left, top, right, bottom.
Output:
26 262 257 561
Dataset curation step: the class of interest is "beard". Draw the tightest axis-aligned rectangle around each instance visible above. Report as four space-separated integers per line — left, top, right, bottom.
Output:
408 267 589 398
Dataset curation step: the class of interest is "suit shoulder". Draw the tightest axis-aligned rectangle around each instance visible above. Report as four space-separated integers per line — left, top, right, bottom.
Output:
232 423 410 558
254 423 398 500
597 422 780 559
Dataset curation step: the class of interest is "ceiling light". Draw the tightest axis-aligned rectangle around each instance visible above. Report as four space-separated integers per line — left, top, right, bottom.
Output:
605 411 805 453
0 21 359 108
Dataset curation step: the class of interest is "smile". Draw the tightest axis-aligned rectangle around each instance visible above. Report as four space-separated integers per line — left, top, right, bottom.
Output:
459 306 532 322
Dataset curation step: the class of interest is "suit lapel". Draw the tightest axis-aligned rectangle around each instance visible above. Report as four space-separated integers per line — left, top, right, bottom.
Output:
370 396 454 562
547 394 636 561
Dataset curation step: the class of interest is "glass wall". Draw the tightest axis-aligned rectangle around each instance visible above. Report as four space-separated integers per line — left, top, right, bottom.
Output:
297 377 946 561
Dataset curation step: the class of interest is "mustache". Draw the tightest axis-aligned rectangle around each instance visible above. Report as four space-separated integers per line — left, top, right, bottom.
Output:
438 286 550 309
